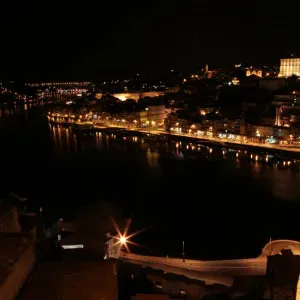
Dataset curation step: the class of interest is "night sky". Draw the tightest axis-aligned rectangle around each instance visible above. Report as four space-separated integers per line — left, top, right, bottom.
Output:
1 1 299 80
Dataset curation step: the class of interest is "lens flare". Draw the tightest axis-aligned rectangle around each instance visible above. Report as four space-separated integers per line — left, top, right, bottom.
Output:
110 217 150 253
120 236 127 244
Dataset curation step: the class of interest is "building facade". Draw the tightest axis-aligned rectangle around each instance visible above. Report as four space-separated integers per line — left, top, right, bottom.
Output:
259 78 286 92
113 91 165 102
279 58 300 77
273 93 300 106
147 105 166 126
273 92 300 127
246 68 262 77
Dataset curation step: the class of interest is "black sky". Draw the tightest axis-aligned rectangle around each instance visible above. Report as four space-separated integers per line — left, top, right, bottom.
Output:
1 1 299 81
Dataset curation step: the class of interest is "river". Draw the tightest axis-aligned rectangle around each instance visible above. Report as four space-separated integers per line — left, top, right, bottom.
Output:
1 105 300 260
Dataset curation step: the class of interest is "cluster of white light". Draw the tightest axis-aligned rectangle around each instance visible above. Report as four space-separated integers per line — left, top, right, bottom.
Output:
62 244 84 249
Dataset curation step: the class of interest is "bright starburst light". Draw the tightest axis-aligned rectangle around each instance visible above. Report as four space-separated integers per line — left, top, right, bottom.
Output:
110 217 148 253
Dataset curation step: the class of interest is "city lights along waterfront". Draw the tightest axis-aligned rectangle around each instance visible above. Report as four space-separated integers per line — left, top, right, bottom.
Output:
2 106 300 261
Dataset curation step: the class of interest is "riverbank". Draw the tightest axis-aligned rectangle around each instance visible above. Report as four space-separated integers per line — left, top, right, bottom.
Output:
48 117 300 157
93 124 300 157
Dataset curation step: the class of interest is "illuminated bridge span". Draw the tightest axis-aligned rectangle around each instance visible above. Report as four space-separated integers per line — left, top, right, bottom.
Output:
106 238 300 287
260 239 300 257
107 239 270 287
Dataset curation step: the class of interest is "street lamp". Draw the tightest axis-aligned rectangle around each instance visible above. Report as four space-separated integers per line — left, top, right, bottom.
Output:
120 236 127 245
256 130 260 137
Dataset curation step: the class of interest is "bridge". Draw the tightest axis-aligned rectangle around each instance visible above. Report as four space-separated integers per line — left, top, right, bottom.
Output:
106 237 300 287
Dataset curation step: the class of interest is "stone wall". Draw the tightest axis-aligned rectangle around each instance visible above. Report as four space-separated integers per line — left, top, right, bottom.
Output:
0 243 36 300
267 250 300 300
0 208 21 233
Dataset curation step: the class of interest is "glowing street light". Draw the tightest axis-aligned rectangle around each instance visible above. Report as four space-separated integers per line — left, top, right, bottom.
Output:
110 217 149 254
120 236 127 244
256 130 260 137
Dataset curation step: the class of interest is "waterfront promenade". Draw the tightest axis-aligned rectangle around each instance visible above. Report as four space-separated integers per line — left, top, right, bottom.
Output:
95 124 300 154
48 113 300 154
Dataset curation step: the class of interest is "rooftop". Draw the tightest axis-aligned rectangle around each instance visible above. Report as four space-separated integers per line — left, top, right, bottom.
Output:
0 233 33 286
0 200 15 217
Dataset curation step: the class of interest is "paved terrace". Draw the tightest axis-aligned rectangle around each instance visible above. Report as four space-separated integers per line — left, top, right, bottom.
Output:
93 123 300 154
20 252 118 300
0 233 32 285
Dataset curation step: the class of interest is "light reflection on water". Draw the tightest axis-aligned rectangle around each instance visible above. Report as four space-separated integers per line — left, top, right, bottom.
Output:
0 104 34 119
49 125 300 201
146 148 160 169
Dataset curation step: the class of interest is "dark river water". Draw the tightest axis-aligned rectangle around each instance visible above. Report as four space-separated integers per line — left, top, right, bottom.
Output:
1 106 300 260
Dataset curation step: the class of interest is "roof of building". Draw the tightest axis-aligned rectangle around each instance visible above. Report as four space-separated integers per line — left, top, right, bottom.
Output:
0 200 15 217
281 57 300 60
0 233 33 286
19 214 37 233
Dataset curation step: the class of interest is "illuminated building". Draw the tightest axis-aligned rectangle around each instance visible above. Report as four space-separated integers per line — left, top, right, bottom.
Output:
141 91 165 99
166 85 180 93
204 64 217 79
147 105 166 126
275 107 282 126
231 77 240 85
279 57 300 77
273 91 300 126
113 91 165 102
136 110 148 125
246 68 262 77
113 92 140 102
25 81 92 87
56 88 88 95
95 93 102 99
189 74 200 79
251 125 274 137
